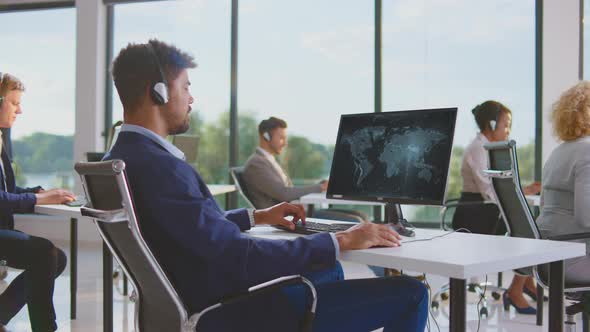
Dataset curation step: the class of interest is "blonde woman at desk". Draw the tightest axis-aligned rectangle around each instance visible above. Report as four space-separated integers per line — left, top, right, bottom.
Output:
453 100 541 315
537 81 590 284
0 72 75 332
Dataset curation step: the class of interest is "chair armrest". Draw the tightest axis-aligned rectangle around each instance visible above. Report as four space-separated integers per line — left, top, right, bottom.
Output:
80 207 128 223
189 275 317 332
546 232 590 241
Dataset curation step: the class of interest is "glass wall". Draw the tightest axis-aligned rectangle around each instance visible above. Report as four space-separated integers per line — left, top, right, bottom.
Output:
0 8 76 190
585 0 590 78
383 0 536 223
111 0 231 185
238 0 374 212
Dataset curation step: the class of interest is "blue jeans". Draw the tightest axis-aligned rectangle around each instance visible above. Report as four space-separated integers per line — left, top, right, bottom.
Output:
282 262 428 332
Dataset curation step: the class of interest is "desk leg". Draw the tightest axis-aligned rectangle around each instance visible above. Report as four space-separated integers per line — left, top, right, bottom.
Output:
449 278 466 332
103 242 113 332
536 284 544 326
70 218 77 320
307 204 314 217
549 260 565 332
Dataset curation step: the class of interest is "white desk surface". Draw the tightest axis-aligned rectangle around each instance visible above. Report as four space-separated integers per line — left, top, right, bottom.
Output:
296 192 385 206
248 223 585 280
526 194 540 207
207 184 236 196
34 184 236 217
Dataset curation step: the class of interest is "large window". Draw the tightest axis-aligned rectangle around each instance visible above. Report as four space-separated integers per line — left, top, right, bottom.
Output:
238 0 374 212
110 0 231 185
585 0 590 78
383 0 536 222
0 8 76 190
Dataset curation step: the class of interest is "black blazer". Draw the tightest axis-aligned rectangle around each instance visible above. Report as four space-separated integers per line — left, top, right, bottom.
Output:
0 145 40 229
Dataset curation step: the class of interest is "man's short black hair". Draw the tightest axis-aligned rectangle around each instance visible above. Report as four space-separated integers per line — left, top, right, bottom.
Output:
111 39 196 110
258 117 287 135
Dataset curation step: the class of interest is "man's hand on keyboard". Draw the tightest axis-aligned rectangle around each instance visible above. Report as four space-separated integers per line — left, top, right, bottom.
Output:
253 202 306 230
35 188 76 205
335 223 402 250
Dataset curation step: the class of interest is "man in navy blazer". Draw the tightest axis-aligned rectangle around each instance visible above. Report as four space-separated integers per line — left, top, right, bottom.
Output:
106 39 428 332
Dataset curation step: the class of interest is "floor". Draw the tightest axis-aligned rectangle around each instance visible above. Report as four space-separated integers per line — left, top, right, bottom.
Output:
0 242 584 332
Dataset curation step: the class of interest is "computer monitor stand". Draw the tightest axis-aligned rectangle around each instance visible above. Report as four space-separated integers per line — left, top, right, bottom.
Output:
385 203 415 237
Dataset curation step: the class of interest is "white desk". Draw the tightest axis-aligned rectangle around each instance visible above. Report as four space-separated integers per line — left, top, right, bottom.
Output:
296 193 385 217
297 192 385 206
33 183 236 331
526 194 541 207
248 225 585 332
208 184 236 196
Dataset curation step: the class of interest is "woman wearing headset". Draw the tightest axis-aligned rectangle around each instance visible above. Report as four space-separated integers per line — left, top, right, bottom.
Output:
453 100 542 315
0 72 75 332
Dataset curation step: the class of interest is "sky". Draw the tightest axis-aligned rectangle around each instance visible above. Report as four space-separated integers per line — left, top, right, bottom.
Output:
0 0 570 150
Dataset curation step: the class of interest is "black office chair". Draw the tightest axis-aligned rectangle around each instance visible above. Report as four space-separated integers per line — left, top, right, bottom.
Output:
431 198 506 317
484 140 590 330
229 166 367 223
76 160 318 332
229 166 257 209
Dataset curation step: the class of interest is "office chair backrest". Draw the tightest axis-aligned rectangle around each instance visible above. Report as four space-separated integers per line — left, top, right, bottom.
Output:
75 160 189 332
172 135 200 164
229 166 256 208
483 140 541 241
86 152 105 163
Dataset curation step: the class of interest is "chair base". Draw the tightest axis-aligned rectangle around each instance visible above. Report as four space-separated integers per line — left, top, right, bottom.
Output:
0 266 7 280
431 281 504 318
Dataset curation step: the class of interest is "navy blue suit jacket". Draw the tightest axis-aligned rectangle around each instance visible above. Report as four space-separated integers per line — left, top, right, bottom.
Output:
105 132 336 314
0 148 38 230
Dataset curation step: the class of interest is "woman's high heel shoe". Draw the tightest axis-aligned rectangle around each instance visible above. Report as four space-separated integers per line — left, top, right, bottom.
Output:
503 292 537 315
523 286 549 302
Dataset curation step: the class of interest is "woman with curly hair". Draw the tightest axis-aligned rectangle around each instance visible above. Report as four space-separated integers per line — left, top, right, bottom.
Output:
538 81 590 284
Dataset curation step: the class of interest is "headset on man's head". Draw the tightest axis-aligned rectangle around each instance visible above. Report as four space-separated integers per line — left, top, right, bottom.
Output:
146 42 169 105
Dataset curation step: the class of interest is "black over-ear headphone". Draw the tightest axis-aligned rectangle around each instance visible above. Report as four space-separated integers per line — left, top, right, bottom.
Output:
473 102 501 132
146 43 169 105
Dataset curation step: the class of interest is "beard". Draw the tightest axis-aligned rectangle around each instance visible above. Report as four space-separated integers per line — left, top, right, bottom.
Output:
170 121 190 135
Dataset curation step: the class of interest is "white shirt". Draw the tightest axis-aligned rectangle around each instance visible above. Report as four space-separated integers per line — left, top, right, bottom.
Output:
461 133 496 201
256 147 290 186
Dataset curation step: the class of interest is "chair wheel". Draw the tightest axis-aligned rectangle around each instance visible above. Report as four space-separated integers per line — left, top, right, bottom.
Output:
492 292 501 300
479 307 488 317
431 301 439 309
441 292 449 301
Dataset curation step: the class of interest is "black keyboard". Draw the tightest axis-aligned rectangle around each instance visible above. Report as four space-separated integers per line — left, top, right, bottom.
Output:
276 220 355 235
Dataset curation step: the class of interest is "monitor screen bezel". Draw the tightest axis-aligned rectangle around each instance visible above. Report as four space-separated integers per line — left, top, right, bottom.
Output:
326 107 457 206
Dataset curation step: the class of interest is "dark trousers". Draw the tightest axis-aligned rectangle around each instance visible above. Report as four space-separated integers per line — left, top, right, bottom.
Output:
452 192 507 235
283 263 429 332
198 262 428 332
0 230 67 332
